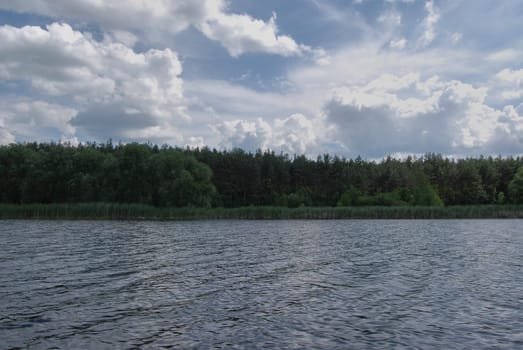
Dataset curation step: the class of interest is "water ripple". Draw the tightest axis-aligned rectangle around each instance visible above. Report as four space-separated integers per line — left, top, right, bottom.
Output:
0 219 522 349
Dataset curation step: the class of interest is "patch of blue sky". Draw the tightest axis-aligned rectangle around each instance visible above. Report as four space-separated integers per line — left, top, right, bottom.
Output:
0 10 51 28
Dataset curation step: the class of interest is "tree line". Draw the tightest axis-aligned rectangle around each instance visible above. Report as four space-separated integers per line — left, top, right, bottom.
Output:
1 142 523 207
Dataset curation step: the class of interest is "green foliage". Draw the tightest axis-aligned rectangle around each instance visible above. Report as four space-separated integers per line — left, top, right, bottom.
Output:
496 192 505 204
356 190 408 206
1 143 522 208
337 186 360 206
409 168 444 207
452 161 488 205
508 166 523 204
284 188 313 208
0 142 216 207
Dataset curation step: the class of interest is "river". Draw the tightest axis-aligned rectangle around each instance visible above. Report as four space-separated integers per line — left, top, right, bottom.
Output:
1 220 521 349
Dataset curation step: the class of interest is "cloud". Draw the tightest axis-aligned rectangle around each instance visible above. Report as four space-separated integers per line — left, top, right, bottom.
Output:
324 73 521 157
287 43 468 91
0 0 308 58
0 126 15 145
486 49 523 63
185 79 313 119
389 38 407 49
0 0 214 34
493 68 523 101
450 32 462 44
198 11 303 57
217 113 321 155
0 116 15 144
483 104 523 154
419 0 440 47
0 0 521 158
0 22 186 143
0 98 77 142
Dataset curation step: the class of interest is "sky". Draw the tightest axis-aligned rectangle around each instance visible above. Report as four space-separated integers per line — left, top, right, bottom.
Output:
0 0 522 158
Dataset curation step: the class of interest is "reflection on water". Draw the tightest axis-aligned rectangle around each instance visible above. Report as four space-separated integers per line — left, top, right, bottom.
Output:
0 220 522 349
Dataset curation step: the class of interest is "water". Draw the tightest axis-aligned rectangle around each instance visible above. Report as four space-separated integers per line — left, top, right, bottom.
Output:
0 220 521 349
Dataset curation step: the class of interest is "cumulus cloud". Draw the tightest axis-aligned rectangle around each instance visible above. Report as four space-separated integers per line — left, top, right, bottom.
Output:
0 23 184 103
0 0 521 158
490 104 523 152
0 22 187 143
324 73 521 157
217 114 320 155
0 99 77 142
0 0 308 58
0 0 215 34
494 68 523 101
198 11 303 57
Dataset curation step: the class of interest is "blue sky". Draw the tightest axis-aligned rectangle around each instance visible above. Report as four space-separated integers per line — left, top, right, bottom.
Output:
0 0 522 158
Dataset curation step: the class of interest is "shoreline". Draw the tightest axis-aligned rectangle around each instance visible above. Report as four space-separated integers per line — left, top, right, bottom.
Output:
1 203 523 220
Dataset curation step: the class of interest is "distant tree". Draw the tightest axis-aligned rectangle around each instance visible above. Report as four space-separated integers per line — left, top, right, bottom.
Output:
286 188 312 208
496 192 505 204
337 186 360 206
508 166 523 204
1 142 522 208
410 168 444 207
453 161 488 205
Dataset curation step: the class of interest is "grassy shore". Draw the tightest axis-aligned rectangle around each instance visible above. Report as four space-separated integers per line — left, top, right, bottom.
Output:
1 203 523 220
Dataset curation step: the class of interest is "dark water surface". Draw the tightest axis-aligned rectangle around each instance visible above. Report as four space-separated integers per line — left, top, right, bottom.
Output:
0 220 522 349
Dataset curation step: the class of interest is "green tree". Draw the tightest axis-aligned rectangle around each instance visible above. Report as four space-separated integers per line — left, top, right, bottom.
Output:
508 166 523 204
410 168 444 207
337 186 360 206
453 161 487 205
150 150 216 207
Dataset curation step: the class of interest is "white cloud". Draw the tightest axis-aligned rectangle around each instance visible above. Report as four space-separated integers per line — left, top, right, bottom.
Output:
0 99 77 142
487 104 523 153
377 12 402 26
450 32 462 44
0 0 308 58
486 49 523 63
419 0 440 47
324 73 520 156
495 68 523 84
273 114 321 154
198 11 303 57
304 47 331 66
218 118 272 151
185 136 205 149
0 0 521 158
389 38 407 49
494 68 523 101
0 0 213 34
0 22 187 143
185 79 315 120
287 43 470 91
0 118 15 144
107 30 139 47
184 20 523 158
0 23 183 104
217 113 321 155
185 79 325 153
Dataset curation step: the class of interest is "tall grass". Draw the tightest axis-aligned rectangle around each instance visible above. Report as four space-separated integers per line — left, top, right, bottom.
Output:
1 203 523 220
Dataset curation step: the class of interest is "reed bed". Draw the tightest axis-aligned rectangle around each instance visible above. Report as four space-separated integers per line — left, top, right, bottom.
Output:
1 203 523 220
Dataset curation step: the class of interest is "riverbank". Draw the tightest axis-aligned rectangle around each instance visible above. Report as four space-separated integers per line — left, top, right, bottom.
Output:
1 203 523 220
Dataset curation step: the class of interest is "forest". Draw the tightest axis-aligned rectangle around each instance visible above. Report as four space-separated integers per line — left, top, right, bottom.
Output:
1 141 523 208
